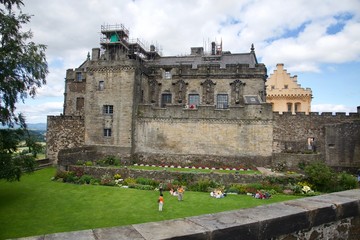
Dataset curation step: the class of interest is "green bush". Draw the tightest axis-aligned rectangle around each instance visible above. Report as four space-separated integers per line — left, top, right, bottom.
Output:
336 172 358 191
104 156 120 166
96 156 121 166
136 177 158 187
78 174 93 184
63 171 77 183
128 184 154 190
188 178 219 192
304 162 336 192
85 161 93 166
123 177 136 186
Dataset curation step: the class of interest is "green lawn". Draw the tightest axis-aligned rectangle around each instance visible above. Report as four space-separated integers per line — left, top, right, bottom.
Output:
0 167 303 239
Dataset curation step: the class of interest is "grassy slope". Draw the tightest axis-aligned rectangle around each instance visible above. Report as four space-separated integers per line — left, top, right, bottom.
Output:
0 167 302 239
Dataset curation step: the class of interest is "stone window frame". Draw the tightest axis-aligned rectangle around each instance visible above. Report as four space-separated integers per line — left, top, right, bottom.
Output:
164 71 172 80
216 94 229 109
76 97 84 111
76 72 82 82
161 93 172 108
99 80 105 91
287 102 292 112
103 105 114 115
103 128 112 137
188 94 200 108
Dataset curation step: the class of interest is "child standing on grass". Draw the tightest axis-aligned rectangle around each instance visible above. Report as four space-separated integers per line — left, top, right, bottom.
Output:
158 193 164 211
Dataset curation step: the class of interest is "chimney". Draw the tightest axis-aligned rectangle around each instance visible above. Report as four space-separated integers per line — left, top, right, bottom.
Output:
211 42 216 55
92 48 100 61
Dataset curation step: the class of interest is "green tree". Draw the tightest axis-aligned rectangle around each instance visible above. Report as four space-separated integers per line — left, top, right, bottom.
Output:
0 0 48 181
0 0 48 126
0 114 37 181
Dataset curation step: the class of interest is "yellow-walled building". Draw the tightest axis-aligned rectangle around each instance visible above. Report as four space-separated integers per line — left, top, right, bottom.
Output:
266 63 312 114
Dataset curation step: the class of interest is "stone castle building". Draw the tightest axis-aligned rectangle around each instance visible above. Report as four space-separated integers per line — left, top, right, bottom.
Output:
47 24 360 170
266 63 312 114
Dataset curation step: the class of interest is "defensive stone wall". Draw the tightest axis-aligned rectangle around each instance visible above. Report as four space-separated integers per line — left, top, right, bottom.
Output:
46 115 85 164
273 111 360 169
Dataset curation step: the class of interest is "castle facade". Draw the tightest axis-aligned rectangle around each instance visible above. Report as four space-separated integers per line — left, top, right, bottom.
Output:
47 24 360 170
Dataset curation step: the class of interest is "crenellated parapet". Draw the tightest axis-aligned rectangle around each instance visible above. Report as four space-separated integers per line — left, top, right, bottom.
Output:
274 111 360 120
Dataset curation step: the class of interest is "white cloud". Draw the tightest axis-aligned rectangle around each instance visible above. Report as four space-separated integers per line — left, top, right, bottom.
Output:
312 104 358 114
16 101 63 124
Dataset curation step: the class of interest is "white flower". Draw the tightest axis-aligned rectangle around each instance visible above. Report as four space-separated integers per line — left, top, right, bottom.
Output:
302 186 311 193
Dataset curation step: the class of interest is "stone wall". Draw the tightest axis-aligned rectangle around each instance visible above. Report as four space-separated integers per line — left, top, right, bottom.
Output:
69 165 267 185
58 145 132 170
273 112 360 168
46 115 85 164
134 103 273 166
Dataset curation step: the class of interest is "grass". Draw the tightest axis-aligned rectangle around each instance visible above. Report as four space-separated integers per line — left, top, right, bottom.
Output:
0 167 303 239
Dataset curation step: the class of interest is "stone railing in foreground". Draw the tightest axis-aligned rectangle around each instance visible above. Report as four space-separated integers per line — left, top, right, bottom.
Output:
17 189 360 240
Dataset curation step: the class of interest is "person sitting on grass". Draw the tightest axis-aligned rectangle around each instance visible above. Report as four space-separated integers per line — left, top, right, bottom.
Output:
170 188 178 196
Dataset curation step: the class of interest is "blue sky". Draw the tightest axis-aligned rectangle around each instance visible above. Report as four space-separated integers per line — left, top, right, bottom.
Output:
15 0 360 123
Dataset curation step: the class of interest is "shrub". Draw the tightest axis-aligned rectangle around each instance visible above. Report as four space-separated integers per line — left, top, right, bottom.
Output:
113 173 121 180
123 177 136 186
100 174 115 186
336 172 358 191
78 175 93 184
128 184 154 190
63 171 77 183
304 162 336 192
188 178 219 192
136 177 158 187
104 156 120 166
85 161 93 166
96 156 121 166
76 160 84 165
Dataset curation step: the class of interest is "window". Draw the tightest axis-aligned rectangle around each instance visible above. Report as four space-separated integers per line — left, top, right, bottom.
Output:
104 128 112 137
284 85 288 89
76 97 84 111
164 71 172 79
161 93 172 108
103 105 113 115
216 94 228 109
287 103 292 112
295 103 301 112
99 81 104 90
188 94 200 108
271 85 275 90
76 72 82 81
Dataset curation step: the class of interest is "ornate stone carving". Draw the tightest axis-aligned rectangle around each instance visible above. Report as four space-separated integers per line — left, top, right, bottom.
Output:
148 78 161 104
201 79 216 105
172 79 188 103
230 79 245 105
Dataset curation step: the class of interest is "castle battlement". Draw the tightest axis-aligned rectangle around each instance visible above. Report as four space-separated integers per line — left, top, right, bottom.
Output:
274 110 360 119
47 115 84 121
